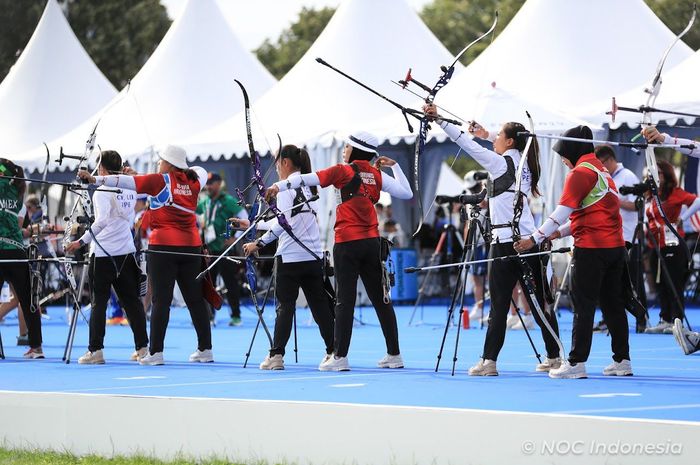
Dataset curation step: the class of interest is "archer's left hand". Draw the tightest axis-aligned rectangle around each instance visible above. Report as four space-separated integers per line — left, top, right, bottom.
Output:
375 156 396 169
242 242 260 257
641 126 665 144
77 170 96 184
64 241 82 253
513 236 536 253
264 185 280 202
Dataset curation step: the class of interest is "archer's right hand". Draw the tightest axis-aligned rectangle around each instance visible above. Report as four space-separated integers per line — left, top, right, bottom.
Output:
264 185 280 202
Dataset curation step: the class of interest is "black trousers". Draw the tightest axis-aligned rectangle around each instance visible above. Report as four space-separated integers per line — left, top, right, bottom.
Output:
270 257 334 356
0 249 41 348
333 238 399 358
570 247 629 364
626 241 648 316
88 254 148 352
210 251 241 318
148 245 211 353
483 242 561 360
650 245 688 323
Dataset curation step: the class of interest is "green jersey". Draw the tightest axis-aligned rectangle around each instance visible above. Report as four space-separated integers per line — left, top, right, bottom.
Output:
197 191 243 253
0 179 25 250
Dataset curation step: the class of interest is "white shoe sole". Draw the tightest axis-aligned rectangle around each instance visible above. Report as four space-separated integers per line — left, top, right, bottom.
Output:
190 358 214 363
468 371 498 376
78 359 105 365
318 365 350 372
603 370 633 376
549 372 587 379
260 365 284 370
139 361 164 366
378 362 404 369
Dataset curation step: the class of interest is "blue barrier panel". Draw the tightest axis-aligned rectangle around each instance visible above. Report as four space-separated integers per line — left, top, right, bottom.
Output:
390 248 417 302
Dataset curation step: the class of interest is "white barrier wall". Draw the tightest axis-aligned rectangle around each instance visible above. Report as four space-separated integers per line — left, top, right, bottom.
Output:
1 391 699 465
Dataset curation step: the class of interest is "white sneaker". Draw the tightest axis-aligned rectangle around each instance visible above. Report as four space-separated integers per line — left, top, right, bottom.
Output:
506 313 519 329
319 353 332 368
139 352 164 366
644 320 673 334
23 347 45 359
512 313 535 330
78 349 105 365
189 349 214 363
549 361 587 379
260 354 284 370
535 357 562 372
468 358 498 376
377 353 404 369
672 318 700 355
319 355 350 371
129 347 148 362
468 305 483 322
603 359 633 376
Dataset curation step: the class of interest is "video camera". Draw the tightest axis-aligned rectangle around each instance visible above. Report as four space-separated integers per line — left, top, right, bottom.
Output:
435 189 487 206
619 179 652 196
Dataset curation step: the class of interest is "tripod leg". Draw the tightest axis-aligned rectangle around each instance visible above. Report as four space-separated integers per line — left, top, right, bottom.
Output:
511 298 542 363
436 225 476 372
63 295 80 363
243 265 277 366
293 310 298 364
0 327 4 359
243 315 261 368
451 265 470 376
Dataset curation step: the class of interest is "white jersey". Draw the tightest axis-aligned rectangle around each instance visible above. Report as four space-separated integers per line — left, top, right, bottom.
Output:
79 190 137 257
258 179 322 264
441 122 536 243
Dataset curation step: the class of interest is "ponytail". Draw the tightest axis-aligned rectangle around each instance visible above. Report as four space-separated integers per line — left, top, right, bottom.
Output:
502 122 540 197
0 158 26 198
279 144 317 195
181 168 199 182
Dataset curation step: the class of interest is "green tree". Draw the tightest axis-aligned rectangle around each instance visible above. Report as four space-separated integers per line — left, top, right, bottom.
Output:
0 0 170 89
0 0 45 83
645 0 700 50
420 0 525 65
65 0 171 88
254 6 335 80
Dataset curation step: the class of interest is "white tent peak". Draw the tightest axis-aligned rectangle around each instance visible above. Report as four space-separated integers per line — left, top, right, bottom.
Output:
15 0 276 171
441 0 692 121
182 0 460 160
0 0 116 156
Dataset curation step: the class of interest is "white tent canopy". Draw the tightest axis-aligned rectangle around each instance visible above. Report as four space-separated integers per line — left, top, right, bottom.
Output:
180 0 461 160
438 0 692 127
0 0 116 156
585 48 700 129
435 162 465 196
15 0 276 171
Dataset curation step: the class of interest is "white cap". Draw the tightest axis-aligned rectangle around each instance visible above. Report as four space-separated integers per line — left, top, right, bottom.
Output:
345 130 379 154
159 145 188 169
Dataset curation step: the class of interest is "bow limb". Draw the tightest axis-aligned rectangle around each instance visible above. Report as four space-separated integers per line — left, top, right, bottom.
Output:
642 5 696 264
510 111 566 357
411 12 499 237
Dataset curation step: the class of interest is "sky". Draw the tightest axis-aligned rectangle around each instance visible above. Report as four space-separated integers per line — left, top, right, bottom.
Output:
160 0 433 51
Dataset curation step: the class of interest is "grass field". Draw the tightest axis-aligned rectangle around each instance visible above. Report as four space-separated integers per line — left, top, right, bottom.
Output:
0 449 276 465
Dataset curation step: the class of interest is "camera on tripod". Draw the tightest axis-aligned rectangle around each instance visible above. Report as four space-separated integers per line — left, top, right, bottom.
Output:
619 179 652 196
435 189 487 206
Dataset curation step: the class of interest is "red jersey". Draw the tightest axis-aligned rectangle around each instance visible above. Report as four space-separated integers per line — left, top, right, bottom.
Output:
134 171 201 247
316 160 383 243
646 187 696 246
558 153 624 249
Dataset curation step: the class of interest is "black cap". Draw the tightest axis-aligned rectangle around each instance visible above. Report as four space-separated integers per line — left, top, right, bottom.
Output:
206 172 222 185
553 125 594 166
